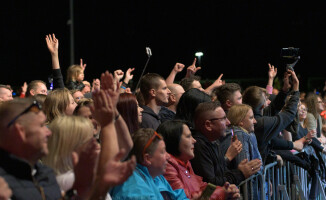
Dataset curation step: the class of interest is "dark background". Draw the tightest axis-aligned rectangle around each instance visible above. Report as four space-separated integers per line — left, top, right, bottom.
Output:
1 0 325 93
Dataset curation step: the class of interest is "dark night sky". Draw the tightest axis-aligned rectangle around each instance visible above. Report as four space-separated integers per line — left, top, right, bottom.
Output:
1 0 326 92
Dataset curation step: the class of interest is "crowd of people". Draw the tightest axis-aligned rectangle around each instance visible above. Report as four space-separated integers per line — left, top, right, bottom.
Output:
0 33 326 200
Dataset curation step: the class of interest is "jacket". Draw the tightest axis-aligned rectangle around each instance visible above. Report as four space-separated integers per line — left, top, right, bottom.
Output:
253 90 300 163
164 154 225 200
220 126 263 173
140 105 161 130
0 148 61 200
110 164 188 200
66 80 85 91
191 131 245 186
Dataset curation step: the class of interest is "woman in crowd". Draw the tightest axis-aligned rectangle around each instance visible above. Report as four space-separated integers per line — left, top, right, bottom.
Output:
43 88 77 123
117 93 143 134
305 93 326 144
157 120 240 200
42 116 95 192
110 128 188 199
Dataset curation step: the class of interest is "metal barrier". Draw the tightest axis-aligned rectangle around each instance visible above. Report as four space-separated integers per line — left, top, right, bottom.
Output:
238 151 326 200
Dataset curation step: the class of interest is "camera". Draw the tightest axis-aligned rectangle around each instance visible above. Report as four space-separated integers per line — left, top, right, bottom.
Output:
280 47 300 58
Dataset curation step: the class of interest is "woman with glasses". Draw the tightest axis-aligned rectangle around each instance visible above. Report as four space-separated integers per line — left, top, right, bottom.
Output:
158 120 240 200
110 128 188 200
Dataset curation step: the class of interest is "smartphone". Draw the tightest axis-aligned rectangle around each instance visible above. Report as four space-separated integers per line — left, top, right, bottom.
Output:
200 183 216 200
231 129 237 142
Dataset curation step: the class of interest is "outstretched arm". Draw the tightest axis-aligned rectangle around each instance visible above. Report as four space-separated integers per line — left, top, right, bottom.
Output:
166 63 185 84
266 63 277 94
186 58 201 78
46 34 64 89
205 74 224 95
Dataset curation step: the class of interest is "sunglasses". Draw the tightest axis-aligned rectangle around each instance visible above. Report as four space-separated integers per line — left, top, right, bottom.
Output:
142 131 162 157
7 100 42 128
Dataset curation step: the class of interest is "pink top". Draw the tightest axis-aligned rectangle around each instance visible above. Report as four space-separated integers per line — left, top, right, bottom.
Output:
164 154 225 199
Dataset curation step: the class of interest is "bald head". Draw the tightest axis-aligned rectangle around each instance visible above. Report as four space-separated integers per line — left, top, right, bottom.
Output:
167 84 185 108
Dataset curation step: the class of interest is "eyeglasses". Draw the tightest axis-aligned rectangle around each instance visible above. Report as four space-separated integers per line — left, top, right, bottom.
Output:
318 101 324 104
7 100 42 128
208 115 227 122
142 131 162 157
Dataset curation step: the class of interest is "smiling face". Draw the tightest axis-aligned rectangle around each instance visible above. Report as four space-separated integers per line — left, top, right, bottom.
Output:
22 111 52 159
177 125 196 162
239 108 256 133
147 140 169 177
65 94 77 116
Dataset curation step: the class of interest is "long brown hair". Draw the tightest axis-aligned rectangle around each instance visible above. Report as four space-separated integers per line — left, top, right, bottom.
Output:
117 93 140 134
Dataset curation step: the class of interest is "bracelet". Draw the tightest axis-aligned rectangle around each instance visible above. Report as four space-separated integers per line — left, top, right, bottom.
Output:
120 85 127 90
121 81 128 87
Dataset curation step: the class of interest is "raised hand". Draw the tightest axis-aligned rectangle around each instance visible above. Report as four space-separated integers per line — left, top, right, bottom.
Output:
90 89 115 127
268 63 277 80
186 58 201 78
80 58 87 71
100 71 120 107
124 68 135 84
173 63 185 73
92 79 100 92
114 69 124 82
101 149 136 187
45 34 59 55
237 159 262 178
21 82 27 94
72 138 100 198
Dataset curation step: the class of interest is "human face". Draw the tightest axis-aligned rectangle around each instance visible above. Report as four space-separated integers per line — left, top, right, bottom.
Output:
262 93 271 107
77 106 100 136
0 88 13 102
23 111 52 159
240 109 256 133
73 91 84 103
155 79 171 105
298 103 307 121
76 71 85 82
81 84 91 94
192 80 205 92
137 100 143 123
178 125 196 162
208 107 230 140
231 90 243 105
317 97 325 113
34 83 48 95
148 140 169 178
65 94 77 115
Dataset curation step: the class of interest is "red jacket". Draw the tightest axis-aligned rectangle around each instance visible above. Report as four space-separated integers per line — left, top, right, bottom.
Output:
164 154 225 199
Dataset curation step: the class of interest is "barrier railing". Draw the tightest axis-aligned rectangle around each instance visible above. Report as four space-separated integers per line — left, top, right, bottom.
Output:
238 154 326 200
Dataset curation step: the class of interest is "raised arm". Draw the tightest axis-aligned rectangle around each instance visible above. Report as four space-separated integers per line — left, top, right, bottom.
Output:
186 58 201 78
266 63 277 94
101 71 133 159
205 74 224 95
166 63 185 85
45 34 64 89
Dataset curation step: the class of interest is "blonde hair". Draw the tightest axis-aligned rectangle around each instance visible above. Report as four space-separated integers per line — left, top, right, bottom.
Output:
227 104 252 126
43 116 93 175
66 65 83 84
43 88 72 122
